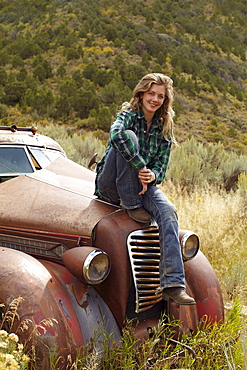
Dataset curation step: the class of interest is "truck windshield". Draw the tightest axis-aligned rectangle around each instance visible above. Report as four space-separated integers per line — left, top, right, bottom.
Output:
29 147 64 168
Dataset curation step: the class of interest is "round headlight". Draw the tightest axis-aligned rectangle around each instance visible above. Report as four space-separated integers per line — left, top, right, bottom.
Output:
62 247 110 285
180 231 200 261
83 250 110 284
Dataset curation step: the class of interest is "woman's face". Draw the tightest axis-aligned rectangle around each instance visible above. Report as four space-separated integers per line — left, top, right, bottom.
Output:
141 84 166 118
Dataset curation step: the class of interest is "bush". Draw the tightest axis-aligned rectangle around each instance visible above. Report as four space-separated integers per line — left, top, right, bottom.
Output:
37 124 106 168
0 104 7 119
166 138 247 191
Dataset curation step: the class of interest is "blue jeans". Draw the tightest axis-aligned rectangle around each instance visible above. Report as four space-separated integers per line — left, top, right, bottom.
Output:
96 131 185 289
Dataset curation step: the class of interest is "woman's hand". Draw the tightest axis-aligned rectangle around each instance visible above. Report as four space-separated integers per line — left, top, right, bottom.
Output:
138 167 156 194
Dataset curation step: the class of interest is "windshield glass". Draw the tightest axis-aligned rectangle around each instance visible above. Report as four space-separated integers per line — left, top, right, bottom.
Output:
29 147 64 168
0 147 34 174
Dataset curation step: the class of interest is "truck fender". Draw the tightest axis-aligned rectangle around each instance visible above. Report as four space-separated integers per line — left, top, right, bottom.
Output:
0 248 121 369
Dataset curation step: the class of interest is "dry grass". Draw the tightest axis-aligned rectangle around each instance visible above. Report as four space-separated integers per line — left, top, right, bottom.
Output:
160 181 247 304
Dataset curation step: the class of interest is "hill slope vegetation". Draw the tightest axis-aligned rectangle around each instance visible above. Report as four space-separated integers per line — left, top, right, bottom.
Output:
0 0 246 152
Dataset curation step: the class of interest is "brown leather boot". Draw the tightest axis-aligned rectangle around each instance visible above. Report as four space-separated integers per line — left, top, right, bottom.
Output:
162 287 196 305
127 207 151 223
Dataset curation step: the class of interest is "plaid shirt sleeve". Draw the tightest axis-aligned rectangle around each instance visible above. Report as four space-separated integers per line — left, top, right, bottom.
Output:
150 139 171 184
110 111 147 170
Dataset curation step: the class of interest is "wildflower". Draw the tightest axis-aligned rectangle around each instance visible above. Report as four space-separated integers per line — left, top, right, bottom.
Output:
22 354 30 362
198 198 203 202
8 334 19 343
2 353 18 369
0 330 8 338
18 343 24 351
0 341 7 348
5 353 15 362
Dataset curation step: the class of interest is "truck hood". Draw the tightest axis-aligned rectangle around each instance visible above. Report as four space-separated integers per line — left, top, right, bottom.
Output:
0 156 119 237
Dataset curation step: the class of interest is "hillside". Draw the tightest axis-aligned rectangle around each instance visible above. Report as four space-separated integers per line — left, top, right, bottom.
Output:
0 0 246 152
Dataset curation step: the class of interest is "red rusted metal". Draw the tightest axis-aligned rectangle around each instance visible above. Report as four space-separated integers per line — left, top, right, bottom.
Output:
0 248 121 369
0 162 118 237
184 250 224 325
93 209 150 328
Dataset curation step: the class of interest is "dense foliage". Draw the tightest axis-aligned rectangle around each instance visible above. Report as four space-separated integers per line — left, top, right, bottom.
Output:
0 0 246 152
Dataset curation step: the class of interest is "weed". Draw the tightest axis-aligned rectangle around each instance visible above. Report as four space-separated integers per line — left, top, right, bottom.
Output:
0 298 30 369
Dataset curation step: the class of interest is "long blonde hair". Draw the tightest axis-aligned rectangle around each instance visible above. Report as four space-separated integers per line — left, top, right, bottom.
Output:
121 73 176 142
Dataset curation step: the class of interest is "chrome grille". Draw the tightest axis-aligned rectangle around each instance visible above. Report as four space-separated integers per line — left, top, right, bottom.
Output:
0 234 68 260
127 227 163 313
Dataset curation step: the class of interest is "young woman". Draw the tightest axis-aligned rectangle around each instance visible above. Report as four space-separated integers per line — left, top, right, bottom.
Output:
95 73 195 306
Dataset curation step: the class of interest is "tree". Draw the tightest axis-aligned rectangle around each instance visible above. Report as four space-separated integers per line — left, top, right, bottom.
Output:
141 52 150 68
145 14 154 29
95 106 112 131
32 55 52 79
33 64 46 82
0 50 9 66
104 24 118 41
113 54 126 77
17 67 27 82
59 79 77 97
22 88 34 107
31 88 54 114
156 51 167 66
0 67 7 86
0 104 8 119
11 55 24 68
85 36 92 47
94 69 113 87
3 81 26 104
83 63 98 82
73 89 99 119
54 93 71 118
123 64 147 90
42 59 53 79
65 47 81 61
19 41 41 59
57 65 67 78
33 58 52 82
72 70 84 88
99 78 132 106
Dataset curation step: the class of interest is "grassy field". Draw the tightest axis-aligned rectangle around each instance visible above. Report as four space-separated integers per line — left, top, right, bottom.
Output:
169 183 247 305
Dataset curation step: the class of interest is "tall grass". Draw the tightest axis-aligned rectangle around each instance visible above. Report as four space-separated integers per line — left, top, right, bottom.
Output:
162 181 247 303
68 303 244 369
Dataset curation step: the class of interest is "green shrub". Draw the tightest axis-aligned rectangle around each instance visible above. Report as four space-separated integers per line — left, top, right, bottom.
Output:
166 138 247 191
38 124 106 168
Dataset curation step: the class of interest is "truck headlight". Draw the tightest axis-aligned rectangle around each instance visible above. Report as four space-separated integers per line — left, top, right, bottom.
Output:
83 250 110 284
62 247 110 284
179 230 200 261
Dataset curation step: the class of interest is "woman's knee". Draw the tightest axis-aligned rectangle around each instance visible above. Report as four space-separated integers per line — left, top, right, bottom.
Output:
126 130 139 149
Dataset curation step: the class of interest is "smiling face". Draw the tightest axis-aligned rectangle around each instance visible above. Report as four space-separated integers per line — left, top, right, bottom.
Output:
141 84 166 120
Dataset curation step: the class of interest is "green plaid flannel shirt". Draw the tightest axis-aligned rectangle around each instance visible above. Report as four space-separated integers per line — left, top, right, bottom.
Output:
95 109 172 195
